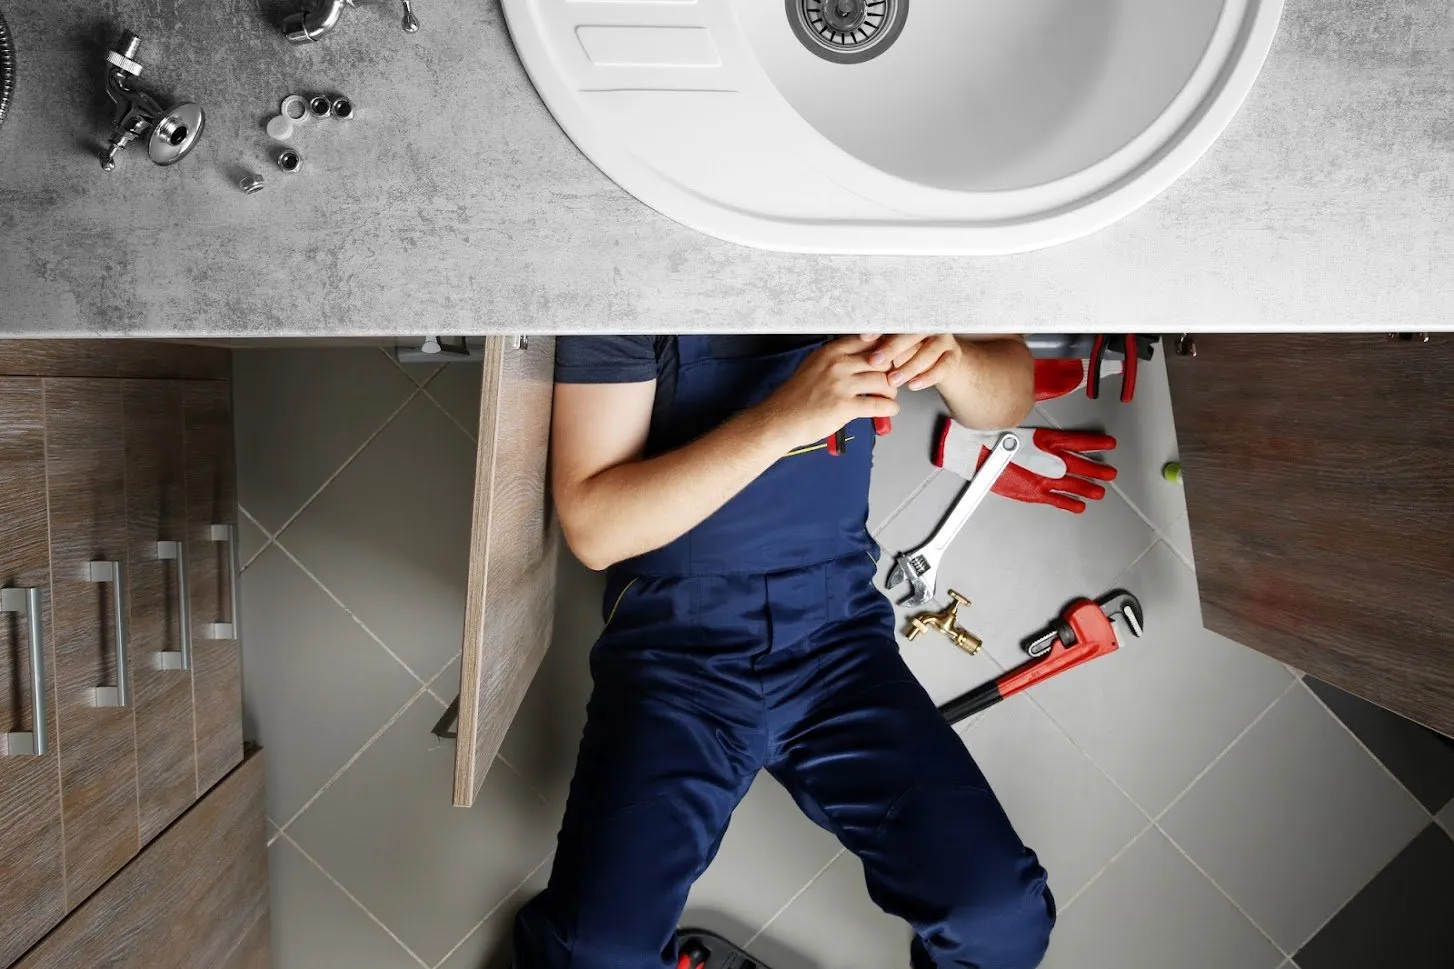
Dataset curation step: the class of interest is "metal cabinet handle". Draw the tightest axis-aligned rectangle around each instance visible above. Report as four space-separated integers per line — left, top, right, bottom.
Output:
88 561 131 708
207 523 241 641
2 587 49 756
156 541 192 671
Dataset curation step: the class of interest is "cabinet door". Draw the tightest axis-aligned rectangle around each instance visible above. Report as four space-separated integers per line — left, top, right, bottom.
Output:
453 336 560 807
1167 334 1454 736
124 380 200 843
44 378 142 906
183 380 244 795
0 378 66 967
14 750 269 969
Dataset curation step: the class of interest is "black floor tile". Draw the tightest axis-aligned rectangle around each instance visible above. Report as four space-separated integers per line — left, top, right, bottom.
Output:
1296 824 1454 969
1306 678 1454 812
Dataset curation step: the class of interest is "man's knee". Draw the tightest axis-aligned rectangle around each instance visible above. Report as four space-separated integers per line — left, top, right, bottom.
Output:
923 870 1055 969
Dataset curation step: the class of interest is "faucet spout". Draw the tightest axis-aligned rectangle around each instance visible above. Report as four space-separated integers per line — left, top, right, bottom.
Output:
283 0 347 44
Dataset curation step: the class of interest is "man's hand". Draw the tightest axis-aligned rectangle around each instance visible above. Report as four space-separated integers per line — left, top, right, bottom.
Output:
861 333 1034 430
756 336 900 448
860 333 965 391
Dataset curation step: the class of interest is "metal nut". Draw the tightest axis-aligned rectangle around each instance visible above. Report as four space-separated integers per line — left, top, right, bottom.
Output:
331 96 354 120
238 172 266 194
308 95 332 119
276 149 302 173
281 94 309 122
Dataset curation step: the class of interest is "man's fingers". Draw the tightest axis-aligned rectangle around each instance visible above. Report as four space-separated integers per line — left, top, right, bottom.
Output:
848 370 898 398
828 334 877 357
866 334 923 369
905 355 956 391
890 343 944 388
852 394 901 419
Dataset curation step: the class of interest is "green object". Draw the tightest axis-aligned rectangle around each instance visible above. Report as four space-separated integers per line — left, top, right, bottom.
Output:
1162 461 1183 483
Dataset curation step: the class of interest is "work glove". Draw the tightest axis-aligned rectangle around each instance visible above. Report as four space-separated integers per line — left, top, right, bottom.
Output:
1034 358 1122 402
933 418 1118 514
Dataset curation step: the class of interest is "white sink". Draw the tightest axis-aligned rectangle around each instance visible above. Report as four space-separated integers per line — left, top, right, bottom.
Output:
506 0 1283 254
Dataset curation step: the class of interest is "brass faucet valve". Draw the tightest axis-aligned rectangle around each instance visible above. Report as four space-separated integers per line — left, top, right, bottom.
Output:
905 590 983 655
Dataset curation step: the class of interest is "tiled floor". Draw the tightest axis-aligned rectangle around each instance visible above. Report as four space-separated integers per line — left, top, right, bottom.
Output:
235 345 1454 969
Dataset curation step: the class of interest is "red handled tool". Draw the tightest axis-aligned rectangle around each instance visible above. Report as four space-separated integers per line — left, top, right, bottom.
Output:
1087 336 1160 402
938 591 1143 725
826 416 892 456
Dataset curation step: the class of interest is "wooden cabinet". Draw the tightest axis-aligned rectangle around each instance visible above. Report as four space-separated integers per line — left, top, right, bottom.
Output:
14 750 269 969
0 343 249 966
453 336 560 807
1167 334 1454 737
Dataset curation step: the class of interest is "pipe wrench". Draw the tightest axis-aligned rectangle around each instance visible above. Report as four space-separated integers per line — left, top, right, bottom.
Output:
884 431 1018 607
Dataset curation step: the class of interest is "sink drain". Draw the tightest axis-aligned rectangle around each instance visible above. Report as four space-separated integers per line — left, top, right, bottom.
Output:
788 0 907 64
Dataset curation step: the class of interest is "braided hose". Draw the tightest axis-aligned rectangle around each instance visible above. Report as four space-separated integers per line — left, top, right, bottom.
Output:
0 8 14 132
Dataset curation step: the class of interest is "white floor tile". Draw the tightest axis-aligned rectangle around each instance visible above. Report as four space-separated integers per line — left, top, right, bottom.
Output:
423 364 485 440
867 384 951 533
269 836 423 969
286 696 561 967
1032 541 1293 816
1159 684 1428 952
1036 352 1190 538
436 861 550 969
241 546 424 823
685 773 845 937
748 852 912 969
239 512 270 566
1163 511 1195 567
1040 828 1282 969
280 395 479 677
964 696 1148 903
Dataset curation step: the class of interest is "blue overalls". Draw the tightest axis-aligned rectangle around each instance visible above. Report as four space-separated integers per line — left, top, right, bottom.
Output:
515 338 1055 969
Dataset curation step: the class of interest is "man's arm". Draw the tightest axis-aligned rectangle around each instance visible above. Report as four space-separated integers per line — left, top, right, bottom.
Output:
862 334 1033 430
552 337 899 571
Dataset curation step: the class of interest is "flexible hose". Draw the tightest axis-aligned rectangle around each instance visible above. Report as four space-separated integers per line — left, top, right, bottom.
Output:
0 8 15 132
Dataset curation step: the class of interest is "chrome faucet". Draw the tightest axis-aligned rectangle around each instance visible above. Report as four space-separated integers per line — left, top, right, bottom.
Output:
99 31 205 171
283 0 420 44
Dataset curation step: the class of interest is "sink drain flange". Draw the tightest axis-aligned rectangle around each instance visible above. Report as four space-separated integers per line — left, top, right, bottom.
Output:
788 0 907 64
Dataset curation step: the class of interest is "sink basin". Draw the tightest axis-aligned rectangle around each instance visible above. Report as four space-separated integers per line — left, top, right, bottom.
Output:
505 0 1282 254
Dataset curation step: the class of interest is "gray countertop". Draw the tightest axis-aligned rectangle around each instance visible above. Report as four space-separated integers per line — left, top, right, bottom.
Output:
0 0 1450 336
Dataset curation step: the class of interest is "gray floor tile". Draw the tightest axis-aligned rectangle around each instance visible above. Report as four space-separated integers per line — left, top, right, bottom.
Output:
1040 828 1281 969
269 836 422 969
239 513 271 567
1439 797 1454 834
1304 676 1454 812
1164 511 1194 567
1033 541 1293 816
1036 352 1190 537
436 860 550 969
1295 823 1454 969
749 852 912 969
685 773 845 936
871 467 1156 709
1160 684 1428 952
498 555 607 809
963 696 1148 903
286 695 561 968
240 546 423 822
424 363 485 439
282 396 479 677
866 384 950 533
234 348 418 532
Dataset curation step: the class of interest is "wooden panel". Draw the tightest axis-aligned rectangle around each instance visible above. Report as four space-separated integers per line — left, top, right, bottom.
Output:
1167 334 1454 736
454 336 560 807
0 378 67 967
0 341 229 380
14 750 269 969
183 380 244 795
124 381 200 844
43 378 141 907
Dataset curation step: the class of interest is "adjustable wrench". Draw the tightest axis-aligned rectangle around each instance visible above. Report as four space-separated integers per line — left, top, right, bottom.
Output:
885 431 1018 607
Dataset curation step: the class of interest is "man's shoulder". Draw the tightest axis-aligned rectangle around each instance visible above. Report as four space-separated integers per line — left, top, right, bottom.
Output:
554 335 671 384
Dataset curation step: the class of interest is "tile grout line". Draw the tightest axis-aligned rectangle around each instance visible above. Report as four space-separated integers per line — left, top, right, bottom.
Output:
416 372 480 444
743 847 847 949
273 683 438 838
1054 820 1156 912
238 504 276 572
431 851 556 969
277 828 433 969
867 468 941 539
1153 821 1292 959
495 750 553 808
1296 676 1435 821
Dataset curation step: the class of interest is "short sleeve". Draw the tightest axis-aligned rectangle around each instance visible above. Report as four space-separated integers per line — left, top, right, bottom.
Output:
554 336 659 384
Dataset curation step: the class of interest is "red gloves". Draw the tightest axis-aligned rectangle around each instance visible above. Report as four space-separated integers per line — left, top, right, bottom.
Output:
1034 358 1123 402
935 419 1118 514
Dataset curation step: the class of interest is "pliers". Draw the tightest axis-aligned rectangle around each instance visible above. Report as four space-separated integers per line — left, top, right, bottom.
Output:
1087 335 1158 402
938 590 1143 725
827 416 892 456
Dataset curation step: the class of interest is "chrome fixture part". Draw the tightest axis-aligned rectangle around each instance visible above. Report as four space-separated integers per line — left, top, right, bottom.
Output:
331 96 354 120
308 94 332 119
788 0 907 64
0 7 16 134
99 31 205 171
277 148 302 173
283 0 421 44
238 172 266 193
281 94 309 121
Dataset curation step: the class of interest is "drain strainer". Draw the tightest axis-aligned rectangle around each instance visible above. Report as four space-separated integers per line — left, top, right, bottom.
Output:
788 0 907 64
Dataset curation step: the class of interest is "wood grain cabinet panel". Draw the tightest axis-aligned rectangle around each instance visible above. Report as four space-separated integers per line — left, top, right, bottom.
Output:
0 378 66 968
183 380 244 795
42 378 142 907
454 336 560 807
1167 334 1454 736
123 380 200 843
14 751 269 969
